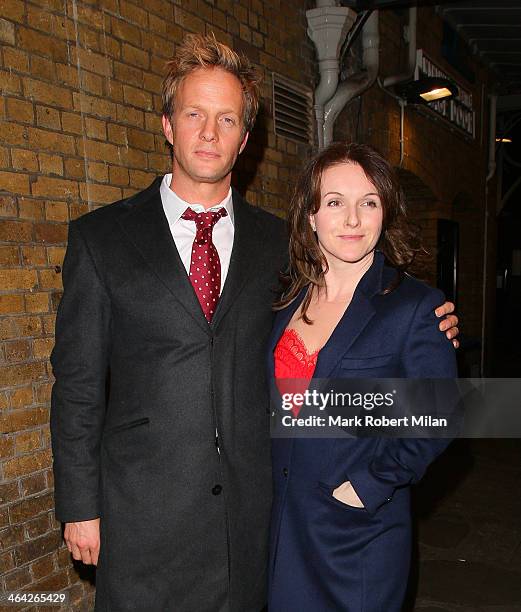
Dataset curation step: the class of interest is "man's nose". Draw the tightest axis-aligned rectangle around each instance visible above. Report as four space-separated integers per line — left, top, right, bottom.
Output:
200 117 218 142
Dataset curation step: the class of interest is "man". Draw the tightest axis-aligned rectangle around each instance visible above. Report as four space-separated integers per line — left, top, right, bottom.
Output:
51 34 458 611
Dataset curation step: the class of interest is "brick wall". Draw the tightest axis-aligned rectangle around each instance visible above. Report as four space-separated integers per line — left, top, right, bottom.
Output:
335 6 497 348
0 0 315 607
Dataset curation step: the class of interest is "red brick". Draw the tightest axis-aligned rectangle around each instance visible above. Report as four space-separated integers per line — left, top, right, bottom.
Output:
31 177 78 200
80 183 122 204
11 149 39 172
0 171 31 195
3 449 52 479
107 123 128 145
0 550 15 573
26 127 75 155
19 200 45 221
0 295 25 314
14 430 42 454
0 525 25 549
25 513 51 539
8 386 35 409
0 269 38 290
45 201 69 223
71 47 113 78
120 0 149 27
72 92 116 119
81 139 119 162
111 17 141 46
6 98 34 124
35 105 61 130
0 246 20 266
32 338 54 360
4 566 32 590
25 292 49 314
32 567 70 592
39 154 64 177
17 27 68 63
87 161 108 183
21 245 47 266
63 158 86 180
85 117 107 141
3 47 30 73
116 103 144 127
121 43 150 70
61 112 83 135
31 553 55 580
0 435 15 458
33 224 67 246
5 340 32 363
38 269 63 290
14 530 61 566
0 70 22 95
123 85 153 110
20 472 47 498
0 360 45 386
30 55 56 82
0 481 20 506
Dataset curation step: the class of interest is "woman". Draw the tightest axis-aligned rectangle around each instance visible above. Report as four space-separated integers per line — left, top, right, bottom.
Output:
268 143 457 611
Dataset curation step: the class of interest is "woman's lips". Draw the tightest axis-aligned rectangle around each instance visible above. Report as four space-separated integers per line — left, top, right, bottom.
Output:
338 234 364 240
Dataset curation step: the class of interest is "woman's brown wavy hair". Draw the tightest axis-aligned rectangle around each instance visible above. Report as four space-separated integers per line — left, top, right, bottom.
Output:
275 142 424 322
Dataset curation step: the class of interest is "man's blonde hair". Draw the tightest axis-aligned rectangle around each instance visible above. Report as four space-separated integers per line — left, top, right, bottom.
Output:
162 33 261 134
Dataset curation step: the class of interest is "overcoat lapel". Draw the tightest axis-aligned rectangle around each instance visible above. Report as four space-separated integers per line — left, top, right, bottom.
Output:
211 189 267 329
266 252 387 381
314 252 386 378
117 179 211 335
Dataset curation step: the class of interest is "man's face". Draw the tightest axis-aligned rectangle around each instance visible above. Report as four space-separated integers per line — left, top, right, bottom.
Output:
162 67 249 190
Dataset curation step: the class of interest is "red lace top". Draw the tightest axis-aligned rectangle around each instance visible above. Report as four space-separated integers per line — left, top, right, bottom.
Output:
274 328 318 416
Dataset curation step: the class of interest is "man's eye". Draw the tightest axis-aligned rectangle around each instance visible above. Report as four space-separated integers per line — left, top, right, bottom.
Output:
188 112 199 118
223 117 235 125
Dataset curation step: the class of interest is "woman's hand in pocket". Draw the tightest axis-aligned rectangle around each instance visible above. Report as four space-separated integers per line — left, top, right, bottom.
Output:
332 481 364 508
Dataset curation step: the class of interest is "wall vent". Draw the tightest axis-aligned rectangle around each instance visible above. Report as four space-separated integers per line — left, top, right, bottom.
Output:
272 73 313 145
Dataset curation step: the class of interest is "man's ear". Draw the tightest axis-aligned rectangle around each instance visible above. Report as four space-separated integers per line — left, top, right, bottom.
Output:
238 131 249 155
162 115 174 146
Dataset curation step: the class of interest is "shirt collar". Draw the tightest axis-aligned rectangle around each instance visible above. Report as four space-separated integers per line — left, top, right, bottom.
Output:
160 173 234 226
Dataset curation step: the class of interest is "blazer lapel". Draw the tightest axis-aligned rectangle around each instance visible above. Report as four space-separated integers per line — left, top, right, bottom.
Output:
314 252 386 379
117 179 211 335
211 189 266 329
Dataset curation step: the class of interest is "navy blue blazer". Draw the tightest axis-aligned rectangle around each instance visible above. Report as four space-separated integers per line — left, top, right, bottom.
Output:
267 252 457 612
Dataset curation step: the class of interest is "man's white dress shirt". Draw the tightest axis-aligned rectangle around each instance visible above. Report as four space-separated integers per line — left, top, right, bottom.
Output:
159 173 234 293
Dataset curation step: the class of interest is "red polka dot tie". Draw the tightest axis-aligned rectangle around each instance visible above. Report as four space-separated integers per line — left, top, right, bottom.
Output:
181 207 228 322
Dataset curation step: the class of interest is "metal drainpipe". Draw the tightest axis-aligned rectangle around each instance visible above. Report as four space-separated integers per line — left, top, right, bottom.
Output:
306 0 356 148
481 93 497 376
323 11 379 147
383 6 417 88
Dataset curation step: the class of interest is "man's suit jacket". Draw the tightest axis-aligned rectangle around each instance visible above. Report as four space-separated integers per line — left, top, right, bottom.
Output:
50 178 288 612
267 252 457 612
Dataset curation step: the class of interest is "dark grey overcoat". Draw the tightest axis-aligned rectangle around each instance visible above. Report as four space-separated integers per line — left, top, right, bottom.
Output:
50 178 288 611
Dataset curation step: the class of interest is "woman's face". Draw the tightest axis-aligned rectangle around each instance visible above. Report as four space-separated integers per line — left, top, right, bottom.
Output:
311 162 383 268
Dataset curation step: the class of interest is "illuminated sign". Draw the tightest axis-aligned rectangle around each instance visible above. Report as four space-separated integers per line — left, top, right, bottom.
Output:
415 49 475 138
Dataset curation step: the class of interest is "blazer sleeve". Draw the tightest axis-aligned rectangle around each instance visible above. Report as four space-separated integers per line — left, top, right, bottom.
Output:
50 220 111 523
347 287 458 515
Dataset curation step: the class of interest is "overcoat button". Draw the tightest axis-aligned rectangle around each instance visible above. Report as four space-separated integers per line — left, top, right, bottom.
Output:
212 484 222 495
282 468 288 477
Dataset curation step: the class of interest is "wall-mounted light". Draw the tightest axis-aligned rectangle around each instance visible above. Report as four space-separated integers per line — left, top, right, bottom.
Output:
395 76 458 105
496 137 512 143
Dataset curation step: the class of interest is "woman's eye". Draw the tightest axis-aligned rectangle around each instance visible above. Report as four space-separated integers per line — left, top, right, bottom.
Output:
362 200 378 208
326 200 341 207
